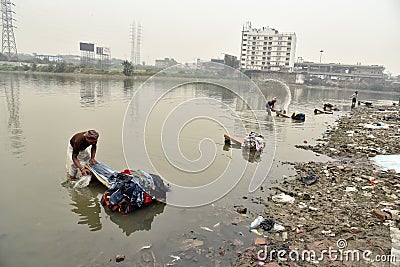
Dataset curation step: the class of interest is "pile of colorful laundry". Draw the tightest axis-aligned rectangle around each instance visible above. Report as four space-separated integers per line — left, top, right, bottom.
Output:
101 178 152 213
88 162 169 214
241 132 265 152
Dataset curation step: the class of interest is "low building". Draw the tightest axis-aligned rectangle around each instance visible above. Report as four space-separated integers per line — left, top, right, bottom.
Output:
155 58 177 68
211 54 239 68
224 54 239 68
34 54 64 63
211 58 224 64
294 62 385 83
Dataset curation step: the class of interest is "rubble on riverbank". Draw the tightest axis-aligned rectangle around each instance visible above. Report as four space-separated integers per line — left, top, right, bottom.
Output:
123 105 400 267
234 105 400 266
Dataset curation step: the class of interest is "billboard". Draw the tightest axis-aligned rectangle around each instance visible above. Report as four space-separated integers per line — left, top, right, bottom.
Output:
103 47 111 55
96 47 111 55
80 42 94 52
96 47 103 55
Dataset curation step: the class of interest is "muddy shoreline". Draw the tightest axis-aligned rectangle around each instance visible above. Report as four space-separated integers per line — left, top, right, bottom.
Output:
233 105 400 266
117 105 400 267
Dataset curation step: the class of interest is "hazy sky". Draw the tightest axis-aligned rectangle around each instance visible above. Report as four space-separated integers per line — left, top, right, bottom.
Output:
12 0 400 75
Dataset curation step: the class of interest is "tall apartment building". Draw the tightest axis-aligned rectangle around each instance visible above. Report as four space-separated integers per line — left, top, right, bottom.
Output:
240 22 297 72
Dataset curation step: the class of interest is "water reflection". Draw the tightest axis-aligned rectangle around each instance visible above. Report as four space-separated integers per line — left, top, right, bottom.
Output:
105 202 166 236
26 74 77 95
123 79 134 90
3 77 25 157
123 79 137 99
242 149 262 163
62 179 166 235
80 79 111 107
62 181 103 231
224 144 263 163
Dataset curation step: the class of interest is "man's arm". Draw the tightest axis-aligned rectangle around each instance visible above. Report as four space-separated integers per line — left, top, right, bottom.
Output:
72 150 89 175
90 143 97 164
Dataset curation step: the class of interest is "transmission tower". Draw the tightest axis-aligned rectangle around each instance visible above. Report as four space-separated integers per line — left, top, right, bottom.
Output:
130 21 136 64
1 0 18 61
130 20 142 66
135 22 141 66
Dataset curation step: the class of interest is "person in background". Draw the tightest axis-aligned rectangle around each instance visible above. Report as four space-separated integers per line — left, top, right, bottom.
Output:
351 91 358 108
266 97 277 116
66 130 99 179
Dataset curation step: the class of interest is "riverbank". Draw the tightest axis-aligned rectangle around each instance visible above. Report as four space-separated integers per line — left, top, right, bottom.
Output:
234 105 400 266
0 69 151 81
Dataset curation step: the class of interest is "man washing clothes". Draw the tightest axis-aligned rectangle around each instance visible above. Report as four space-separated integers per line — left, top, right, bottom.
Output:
66 130 99 179
266 97 277 116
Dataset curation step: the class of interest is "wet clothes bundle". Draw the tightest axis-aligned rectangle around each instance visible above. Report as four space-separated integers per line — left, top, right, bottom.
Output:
88 162 168 214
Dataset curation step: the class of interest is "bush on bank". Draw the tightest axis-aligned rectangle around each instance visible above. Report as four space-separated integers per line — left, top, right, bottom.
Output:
0 62 139 76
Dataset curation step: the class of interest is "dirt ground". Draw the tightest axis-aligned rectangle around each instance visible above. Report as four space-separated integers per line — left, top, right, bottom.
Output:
233 105 400 267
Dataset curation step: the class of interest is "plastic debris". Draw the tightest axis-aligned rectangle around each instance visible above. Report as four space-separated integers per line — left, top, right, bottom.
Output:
200 226 213 232
250 229 263 236
166 255 181 266
298 202 308 209
259 218 275 231
372 154 400 173
213 222 220 228
273 223 285 231
73 175 91 189
272 193 295 204
321 230 336 236
366 134 375 139
301 172 318 186
249 215 264 230
364 122 389 129
345 186 357 192
282 232 288 240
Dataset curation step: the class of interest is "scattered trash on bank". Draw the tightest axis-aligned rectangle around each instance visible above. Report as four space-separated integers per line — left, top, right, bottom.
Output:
364 122 389 129
271 193 295 204
345 186 357 192
249 215 264 231
301 171 318 186
372 154 400 173
234 105 400 267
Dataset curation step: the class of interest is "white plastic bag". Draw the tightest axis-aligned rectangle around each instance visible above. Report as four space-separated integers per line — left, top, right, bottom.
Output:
73 175 91 189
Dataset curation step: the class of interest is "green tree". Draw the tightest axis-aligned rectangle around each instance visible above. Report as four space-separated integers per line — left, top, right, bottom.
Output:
54 62 66 73
122 60 133 76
